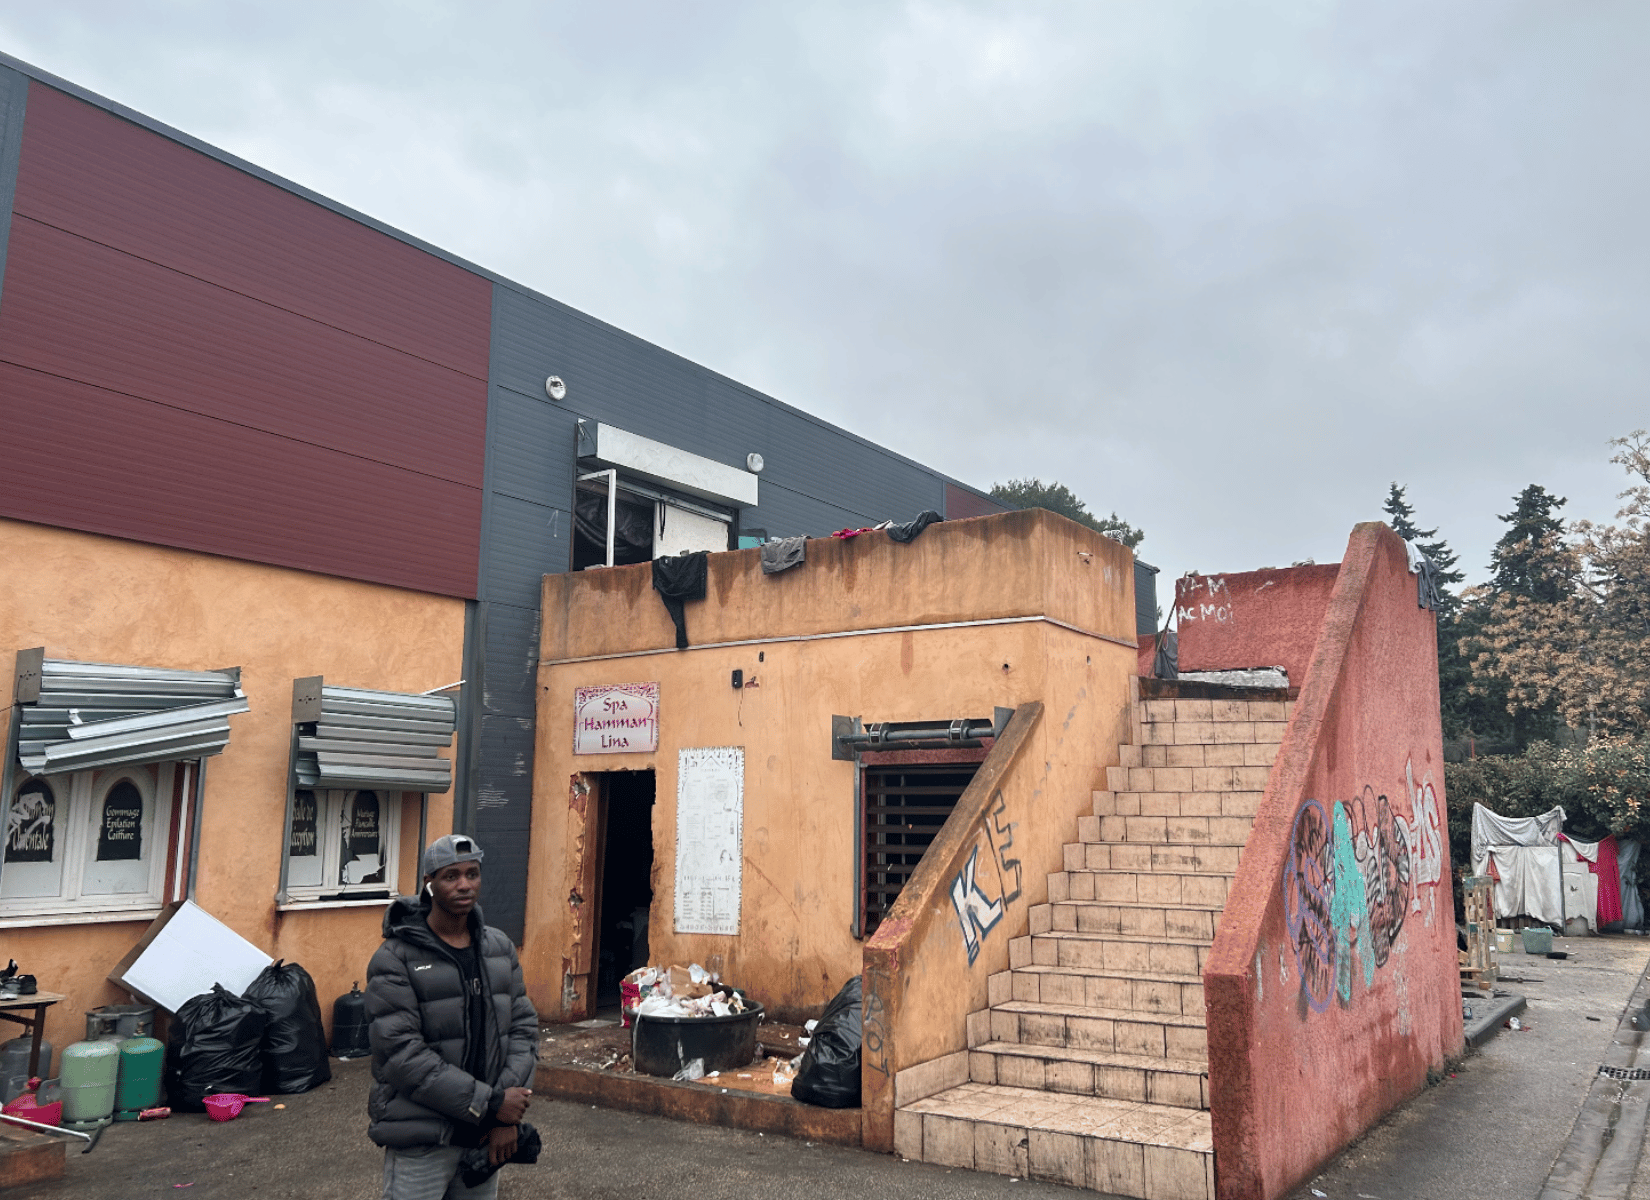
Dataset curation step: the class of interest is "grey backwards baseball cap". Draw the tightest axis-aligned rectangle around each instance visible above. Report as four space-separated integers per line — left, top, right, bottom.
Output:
422 833 485 878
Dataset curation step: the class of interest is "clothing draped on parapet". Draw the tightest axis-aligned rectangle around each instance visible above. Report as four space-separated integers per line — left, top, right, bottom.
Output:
887 510 943 544
760 536 806 575
652 552 708 649
1404 539 1442 611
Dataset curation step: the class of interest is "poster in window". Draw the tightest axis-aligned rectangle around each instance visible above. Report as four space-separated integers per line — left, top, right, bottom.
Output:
341 791 385 885
5 784 55 864
674 747 743 935
288 790 318 858
96 781 144 861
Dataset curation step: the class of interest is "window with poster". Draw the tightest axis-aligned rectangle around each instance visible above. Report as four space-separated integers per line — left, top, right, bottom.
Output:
1 764 182 920
283 787 400 898
3 651 245 925
280 676 456 907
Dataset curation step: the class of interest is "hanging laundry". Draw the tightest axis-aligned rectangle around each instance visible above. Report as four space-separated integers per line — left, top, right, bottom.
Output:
1404 539 1442 611
887 510 943 544
1596 835 1624 927
652 552 708 649
831 527 875 540
760 537 806 575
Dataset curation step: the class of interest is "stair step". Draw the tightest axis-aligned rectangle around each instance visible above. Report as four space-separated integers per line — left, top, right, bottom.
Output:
1028 900 1222 942
1063 840 1244 876
1140 696 1289 723
1003 952 1207 1015
1094 789 1264 818
1022 919 1213 972
897 1083 1213 1197
971 1041 1208 1108
983 999 1208 1062
1129 741 1281 769
991 974 1209 1026
1050 869 1231 909
1105 762 1277 794
1091 814 1257 845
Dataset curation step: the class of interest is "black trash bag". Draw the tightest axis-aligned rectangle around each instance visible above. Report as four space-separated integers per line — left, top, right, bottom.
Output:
791 975 862 1108
243 959 332 1094
164 983 270 1111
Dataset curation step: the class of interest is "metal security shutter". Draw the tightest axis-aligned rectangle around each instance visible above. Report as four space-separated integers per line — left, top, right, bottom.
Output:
292 677 456 792
12 648 247 774
862 763 980 937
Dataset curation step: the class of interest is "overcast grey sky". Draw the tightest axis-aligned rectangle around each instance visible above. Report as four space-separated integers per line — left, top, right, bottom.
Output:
3 2 1644 593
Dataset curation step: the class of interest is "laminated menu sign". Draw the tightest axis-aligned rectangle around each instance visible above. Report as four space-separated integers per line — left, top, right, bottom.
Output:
674 746 743 935
574 683 660 755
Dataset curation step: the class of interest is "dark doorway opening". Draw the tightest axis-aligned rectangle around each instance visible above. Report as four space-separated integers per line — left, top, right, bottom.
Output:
595 770 655 1008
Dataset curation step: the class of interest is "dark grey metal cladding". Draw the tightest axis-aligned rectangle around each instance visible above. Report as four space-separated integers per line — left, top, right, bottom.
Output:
483 496 569 609
1134 560 1160 636
0 65 27 309
481 602 539 719
738 481 885 542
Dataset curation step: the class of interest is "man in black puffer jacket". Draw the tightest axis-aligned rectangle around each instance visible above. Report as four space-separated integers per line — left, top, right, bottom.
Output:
366 834 539 1199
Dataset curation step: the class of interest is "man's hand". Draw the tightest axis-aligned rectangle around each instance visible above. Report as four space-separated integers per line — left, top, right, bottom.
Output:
496 1086 532 1125
487 1123 518 1167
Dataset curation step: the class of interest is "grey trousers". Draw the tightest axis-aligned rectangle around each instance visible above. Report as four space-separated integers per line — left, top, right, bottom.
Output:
381 1143 499 1200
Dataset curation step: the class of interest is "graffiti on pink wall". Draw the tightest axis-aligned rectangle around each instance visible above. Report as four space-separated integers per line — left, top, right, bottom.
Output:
1283 758 1445 1013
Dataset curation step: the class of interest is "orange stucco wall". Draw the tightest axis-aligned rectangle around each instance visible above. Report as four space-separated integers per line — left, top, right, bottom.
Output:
1204 527 1460 1200
0 518 463 1060
524 510 1140 1030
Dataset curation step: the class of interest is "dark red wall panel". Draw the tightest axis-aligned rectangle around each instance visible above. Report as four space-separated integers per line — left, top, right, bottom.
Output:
0 83 492 597
0 362 480 598
12 84 492 378
2 217 483 484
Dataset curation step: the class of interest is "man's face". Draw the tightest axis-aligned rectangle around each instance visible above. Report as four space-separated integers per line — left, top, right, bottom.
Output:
428 861 481 917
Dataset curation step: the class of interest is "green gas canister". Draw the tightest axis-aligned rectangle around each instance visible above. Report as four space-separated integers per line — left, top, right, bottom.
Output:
114 1037 164 1120
61 1039 119 1128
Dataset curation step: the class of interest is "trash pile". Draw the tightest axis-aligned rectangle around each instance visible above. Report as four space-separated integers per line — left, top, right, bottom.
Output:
622 963 752 1023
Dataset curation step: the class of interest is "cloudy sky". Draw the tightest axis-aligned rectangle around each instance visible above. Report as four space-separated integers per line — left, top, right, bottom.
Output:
3 2 1644 593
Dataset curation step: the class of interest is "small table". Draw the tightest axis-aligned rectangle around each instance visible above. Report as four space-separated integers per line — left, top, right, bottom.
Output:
0 993 64 1078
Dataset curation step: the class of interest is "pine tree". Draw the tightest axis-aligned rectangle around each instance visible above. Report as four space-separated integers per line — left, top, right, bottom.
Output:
1382 483 1465 619
1489 485 1571 603
1383 482 1475 737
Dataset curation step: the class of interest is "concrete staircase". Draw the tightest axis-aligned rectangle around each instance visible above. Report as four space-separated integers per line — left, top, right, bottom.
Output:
894 690 1289 1198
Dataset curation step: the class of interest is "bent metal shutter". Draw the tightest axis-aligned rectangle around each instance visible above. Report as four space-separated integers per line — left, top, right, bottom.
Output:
291 677 455 793
13 648 248 774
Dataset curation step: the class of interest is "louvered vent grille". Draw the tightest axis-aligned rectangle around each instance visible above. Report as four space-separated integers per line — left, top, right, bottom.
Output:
292 677 456 792
13 648 247 774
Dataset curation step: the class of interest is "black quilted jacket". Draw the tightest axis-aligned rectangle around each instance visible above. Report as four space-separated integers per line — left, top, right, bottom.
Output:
365 896 538 1148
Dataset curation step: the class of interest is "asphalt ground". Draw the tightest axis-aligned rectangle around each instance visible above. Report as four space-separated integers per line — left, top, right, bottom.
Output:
17 936 1650 1200
1286 933 1650 1200
9 1055 1083 1200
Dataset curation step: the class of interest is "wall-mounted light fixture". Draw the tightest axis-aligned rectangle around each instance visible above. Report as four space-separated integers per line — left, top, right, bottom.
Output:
746 452 765 473
545 376 568 402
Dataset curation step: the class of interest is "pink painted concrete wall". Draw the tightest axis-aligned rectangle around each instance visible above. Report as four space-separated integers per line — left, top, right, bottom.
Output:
1175 564 1340 688
1203 525 1460 1200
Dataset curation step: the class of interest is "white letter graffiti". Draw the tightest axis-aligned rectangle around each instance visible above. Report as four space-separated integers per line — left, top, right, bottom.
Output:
951 844 1004 965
